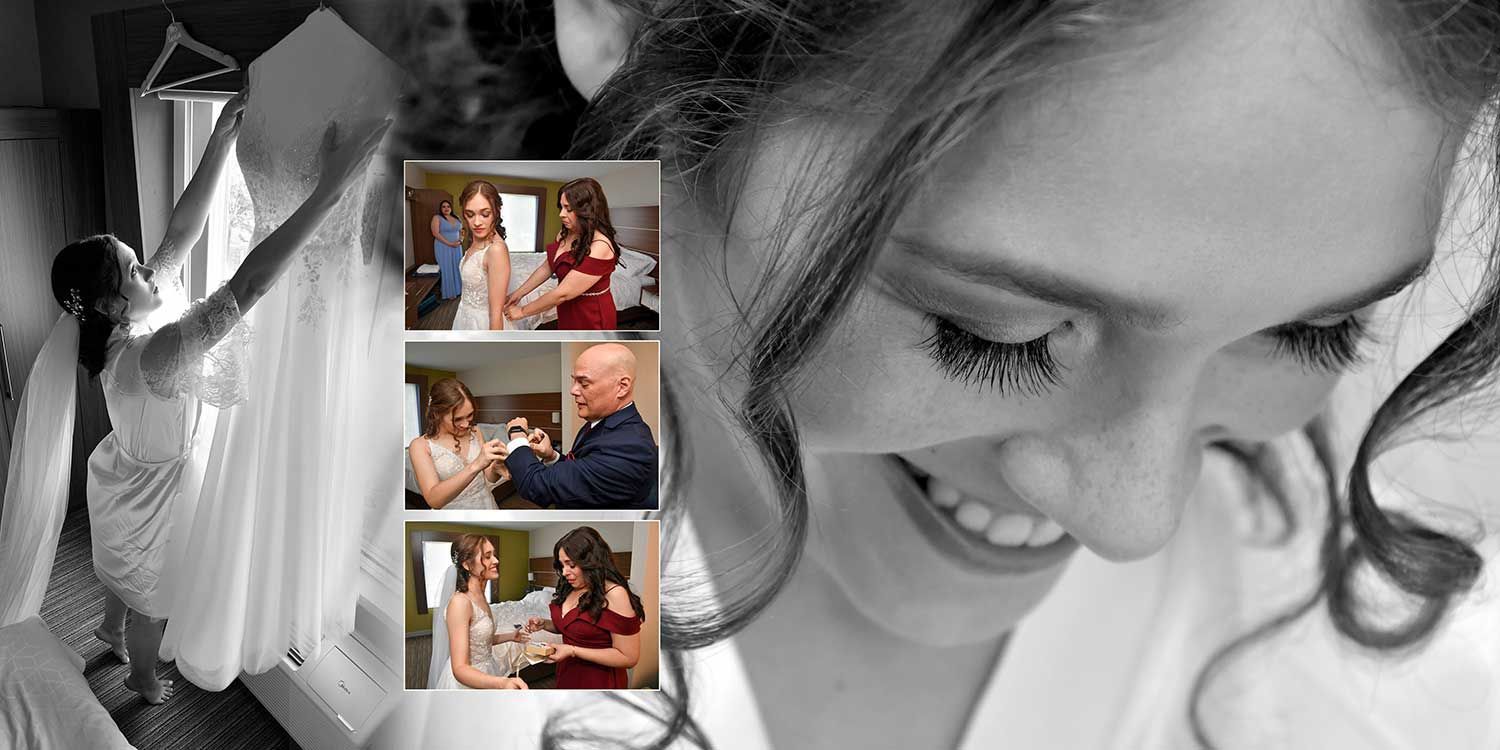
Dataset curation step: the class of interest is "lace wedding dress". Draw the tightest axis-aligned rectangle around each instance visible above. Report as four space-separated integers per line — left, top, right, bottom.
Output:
433 594 504 689
157 7 404 690
426 432 500 510
452 241 511 330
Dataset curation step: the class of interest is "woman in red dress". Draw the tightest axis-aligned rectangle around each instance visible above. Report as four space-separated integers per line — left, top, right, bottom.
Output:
505 177 621 330
524 526 645 689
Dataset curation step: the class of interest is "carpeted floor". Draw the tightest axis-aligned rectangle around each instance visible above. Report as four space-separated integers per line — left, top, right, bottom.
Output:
38 503 299 750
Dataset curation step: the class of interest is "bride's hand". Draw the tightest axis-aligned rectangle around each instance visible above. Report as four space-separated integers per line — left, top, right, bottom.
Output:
470 438 505 470
312 118 392 201
212 87 249 143
508 677 530 690
513 629 530 644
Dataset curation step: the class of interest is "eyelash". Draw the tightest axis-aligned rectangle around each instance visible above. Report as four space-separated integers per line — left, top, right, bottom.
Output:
919 317 1064 396
921 314 1372 395
1267 316 1371 373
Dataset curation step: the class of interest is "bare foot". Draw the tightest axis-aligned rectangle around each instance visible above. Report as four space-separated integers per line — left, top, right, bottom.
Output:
122 673 174 704
93 626 129 663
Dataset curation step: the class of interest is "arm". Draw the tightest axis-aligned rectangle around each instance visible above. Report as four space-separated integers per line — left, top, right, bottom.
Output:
550 589 641 669
430 215 446 243
504 262 554 308
446 597 527 690
149 89 248 277
409 436 499 509
511 239 613 319
504 432 654 509
486 239 512 330
226 119 390 314
491 627 529 645
526 616 558 634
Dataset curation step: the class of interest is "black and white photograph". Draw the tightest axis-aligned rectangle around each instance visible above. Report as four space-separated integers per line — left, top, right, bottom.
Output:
1 3 405 748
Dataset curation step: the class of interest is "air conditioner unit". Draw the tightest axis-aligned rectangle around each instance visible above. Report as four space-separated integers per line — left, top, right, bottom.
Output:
240 597 401 749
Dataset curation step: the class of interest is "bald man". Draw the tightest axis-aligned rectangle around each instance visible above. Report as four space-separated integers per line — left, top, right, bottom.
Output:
502 343 658 510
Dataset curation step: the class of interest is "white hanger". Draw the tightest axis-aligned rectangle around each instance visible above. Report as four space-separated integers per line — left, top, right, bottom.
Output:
139 3 239 97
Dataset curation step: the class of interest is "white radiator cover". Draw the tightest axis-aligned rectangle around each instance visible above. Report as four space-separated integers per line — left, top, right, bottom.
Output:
240 597 402 749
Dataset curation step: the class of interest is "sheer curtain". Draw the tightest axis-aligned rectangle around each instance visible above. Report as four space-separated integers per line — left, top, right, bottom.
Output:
158 7 404 690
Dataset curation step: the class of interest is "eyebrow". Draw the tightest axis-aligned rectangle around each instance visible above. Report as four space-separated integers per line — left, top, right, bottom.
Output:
891 237 1432 329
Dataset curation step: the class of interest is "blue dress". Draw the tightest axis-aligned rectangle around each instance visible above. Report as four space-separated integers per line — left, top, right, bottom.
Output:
435 215 462 299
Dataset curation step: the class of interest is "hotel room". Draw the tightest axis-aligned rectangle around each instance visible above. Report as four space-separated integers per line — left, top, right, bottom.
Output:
403 160 662 331
403 520 660 691
404 340 662 511
1 2 409 748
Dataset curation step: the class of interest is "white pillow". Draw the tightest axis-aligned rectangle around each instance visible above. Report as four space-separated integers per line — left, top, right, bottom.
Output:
615 246 657 278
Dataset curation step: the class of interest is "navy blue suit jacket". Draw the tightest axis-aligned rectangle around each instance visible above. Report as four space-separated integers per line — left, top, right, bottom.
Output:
505 403 658 510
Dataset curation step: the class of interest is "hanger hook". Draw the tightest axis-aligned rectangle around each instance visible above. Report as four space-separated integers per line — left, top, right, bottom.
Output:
160 0 175 24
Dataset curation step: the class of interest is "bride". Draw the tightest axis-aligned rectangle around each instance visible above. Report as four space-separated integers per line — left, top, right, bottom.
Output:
434 534 531 690
451 180 513 331
0 86 387 704
409 378 507 510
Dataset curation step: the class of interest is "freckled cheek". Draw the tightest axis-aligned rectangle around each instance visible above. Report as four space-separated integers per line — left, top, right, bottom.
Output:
1208 367 1341 441
790 297 980 453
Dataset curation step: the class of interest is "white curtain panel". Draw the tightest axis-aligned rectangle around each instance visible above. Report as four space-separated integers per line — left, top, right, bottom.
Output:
158 8 403 690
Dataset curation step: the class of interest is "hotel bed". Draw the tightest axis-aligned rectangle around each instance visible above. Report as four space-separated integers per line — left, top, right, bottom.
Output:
506 246 659 331
0 616 134 749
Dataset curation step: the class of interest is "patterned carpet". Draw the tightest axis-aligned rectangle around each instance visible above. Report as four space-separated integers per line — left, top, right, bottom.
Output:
38 503 299 749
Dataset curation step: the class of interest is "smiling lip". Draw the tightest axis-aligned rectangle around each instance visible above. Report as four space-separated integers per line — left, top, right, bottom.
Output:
886 455 1079 575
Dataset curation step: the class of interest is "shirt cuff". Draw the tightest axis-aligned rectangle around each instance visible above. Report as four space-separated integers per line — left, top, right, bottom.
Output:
506 436 532 453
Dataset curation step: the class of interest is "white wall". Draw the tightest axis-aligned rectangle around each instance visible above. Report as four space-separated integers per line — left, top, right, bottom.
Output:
595 161 659 208
456 351 562 397
528 521 634 559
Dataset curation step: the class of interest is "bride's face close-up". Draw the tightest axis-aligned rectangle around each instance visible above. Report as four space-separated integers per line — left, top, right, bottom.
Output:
464 193 497 241
111 240 163 323
683 0 1465 642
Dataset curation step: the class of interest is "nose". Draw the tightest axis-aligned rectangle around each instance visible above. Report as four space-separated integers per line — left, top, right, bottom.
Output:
995 358 1212 561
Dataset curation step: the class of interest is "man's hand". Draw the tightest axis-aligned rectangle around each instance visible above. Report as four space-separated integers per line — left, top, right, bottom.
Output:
528 428 557 462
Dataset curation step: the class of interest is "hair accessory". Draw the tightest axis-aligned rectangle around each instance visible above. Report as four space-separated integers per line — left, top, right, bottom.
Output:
62 288 88 321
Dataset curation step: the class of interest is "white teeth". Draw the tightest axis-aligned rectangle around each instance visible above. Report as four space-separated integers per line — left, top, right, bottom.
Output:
953 501 993 533
984 513 1036 546
927 477 962 509
1025 518 1066 547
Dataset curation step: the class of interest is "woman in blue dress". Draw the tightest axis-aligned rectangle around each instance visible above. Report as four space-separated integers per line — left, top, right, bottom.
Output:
431 199 462 299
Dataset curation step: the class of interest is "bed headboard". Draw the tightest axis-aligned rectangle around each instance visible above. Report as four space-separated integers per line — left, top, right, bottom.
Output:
611 206 660 290
472 392 563 446
528 552 633 589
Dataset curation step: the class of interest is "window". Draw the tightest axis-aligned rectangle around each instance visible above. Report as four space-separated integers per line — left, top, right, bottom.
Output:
499 191 540 253
172 98 253 300
406 383 422 445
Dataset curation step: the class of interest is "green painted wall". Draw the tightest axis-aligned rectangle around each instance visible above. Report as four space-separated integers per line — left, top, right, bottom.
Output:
405 523 531 634
424 173 565 253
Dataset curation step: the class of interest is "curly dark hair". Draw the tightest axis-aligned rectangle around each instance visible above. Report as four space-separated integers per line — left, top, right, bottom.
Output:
557 177 621 268
50 234 125 377
551 526 645 623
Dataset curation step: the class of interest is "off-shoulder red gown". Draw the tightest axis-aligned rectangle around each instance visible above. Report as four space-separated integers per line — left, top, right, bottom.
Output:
549 599 643 689
546 240 618 330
